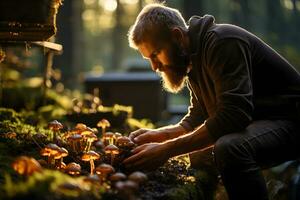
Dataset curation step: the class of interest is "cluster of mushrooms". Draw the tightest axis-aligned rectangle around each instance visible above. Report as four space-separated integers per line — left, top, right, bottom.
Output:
11 119 147 199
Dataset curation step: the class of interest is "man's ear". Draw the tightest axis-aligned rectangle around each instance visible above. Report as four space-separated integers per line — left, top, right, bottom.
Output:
171 27 185 44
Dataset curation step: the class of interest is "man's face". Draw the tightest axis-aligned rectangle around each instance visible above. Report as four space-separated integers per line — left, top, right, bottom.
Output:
138 40 189 93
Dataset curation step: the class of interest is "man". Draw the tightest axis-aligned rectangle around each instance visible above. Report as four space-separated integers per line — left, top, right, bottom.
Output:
123 3 300 200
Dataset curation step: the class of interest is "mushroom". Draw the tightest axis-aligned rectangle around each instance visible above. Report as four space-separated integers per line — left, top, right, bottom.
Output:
115 180 139 200
104 144 120 165
12 156 42 176
81 150 100 175
54 147 68 169
65 162 81 176
67 133 82 153
48 120 63 142
81 131 98 152
113 132 122 144
40 143 61 166
84 174 101 185
75 123 87 132
110 172 127 184
97 119 111 137
95 163 115 183
116 136 135 149
103 132 115 146
128 171 148 185
94 140 104 151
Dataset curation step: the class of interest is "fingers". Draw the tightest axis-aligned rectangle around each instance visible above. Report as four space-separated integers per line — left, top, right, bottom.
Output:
134 133 151 145
131 144 147 154
129 129 148 141
123 150 143 165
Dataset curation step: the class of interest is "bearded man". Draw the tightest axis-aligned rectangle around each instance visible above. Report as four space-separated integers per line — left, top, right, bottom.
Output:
123 3 300 200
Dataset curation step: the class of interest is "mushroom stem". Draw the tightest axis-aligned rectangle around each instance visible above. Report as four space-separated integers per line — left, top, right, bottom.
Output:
90 160 95 175
111 154 115 166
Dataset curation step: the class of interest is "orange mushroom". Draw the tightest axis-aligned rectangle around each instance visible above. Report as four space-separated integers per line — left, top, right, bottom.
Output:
40 143 61 166
81 150 100 175
95 163 115 183
48 120 63 142
65 162 81 176
104 144 120 165
12 156 42 176
103 132 115 146
97 119 111 136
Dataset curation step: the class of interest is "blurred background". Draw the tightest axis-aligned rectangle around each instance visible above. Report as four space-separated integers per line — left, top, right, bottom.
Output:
1 0 300 126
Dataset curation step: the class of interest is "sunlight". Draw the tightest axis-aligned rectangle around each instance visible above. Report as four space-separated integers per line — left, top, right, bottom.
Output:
99 0 118 12
281 0 293 10
120 0 139 4
84 0 96 6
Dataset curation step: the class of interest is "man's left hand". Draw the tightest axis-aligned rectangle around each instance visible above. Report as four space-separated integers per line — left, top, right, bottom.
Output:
123 142 170 171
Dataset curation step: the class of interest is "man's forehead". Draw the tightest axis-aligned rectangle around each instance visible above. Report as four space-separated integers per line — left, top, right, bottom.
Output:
137 42 156 59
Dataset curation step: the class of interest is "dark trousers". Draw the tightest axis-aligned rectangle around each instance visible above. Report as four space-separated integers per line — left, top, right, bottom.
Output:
213 120 300 200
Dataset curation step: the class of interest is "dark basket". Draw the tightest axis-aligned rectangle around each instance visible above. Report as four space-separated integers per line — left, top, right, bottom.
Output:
0 0 62 41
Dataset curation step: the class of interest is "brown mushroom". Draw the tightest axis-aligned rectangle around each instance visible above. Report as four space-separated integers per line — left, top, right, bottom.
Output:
81 150 100 175
67 133 82 153
113 132 122 144
97 119 111 136
116 136 134 148
95 163 115 183
40 143 61 166
81 131 98 152
115 180 139 200
103 132 115 146
54 147 68 169
128 171 148 185
104 144 120 165
110 172 127 184
65 162 81 176
12 156 42 176
48 120 63 142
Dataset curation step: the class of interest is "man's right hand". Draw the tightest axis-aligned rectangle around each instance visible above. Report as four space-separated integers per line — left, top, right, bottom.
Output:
129 128 167 145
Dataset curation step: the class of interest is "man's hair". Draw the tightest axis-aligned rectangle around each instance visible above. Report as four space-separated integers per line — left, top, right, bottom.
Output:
128 3 187 49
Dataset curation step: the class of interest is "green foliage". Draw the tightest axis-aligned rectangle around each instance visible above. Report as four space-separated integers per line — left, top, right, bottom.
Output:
2 170 104 200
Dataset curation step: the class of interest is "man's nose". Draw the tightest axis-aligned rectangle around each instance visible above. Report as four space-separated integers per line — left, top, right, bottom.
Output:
150 59 161 72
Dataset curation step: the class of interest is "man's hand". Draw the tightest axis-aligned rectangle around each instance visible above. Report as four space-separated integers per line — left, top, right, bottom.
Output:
129 128 167 145
123 142 170 171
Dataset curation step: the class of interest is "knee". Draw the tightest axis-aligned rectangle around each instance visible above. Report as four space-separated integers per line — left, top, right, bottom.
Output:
213 133 246 171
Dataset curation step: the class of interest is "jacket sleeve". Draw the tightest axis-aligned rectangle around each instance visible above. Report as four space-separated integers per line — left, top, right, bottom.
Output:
179 82 207 132
204 38 254 140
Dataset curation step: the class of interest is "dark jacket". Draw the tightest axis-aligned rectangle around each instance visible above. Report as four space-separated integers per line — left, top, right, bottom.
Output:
179 15 300 140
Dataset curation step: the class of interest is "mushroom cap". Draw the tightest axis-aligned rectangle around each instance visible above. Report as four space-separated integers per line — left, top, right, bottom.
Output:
128 171 148 184
95 163 115 175
81 150 100 161
84 174 101 183
81 130 94 137
48 120 63 131
65 162 81 175
115 180 138 192
60 147 69 157
110 172 127 182
97 119 110 128
94 140 104 149
104 144 120 155
44 143 61 155
114 132 122 138
12 156 42 176
75 123 87 131
84 133 98 142
103 132 114 139
68 133 82 141
116 136 131 146
40 148 50 157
